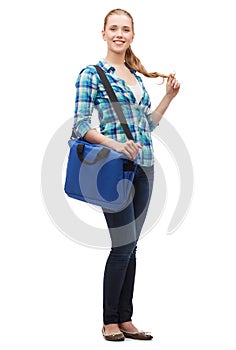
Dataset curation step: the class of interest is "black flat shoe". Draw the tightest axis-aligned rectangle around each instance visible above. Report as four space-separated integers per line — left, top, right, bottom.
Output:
119 329 153 340
102 327 125 341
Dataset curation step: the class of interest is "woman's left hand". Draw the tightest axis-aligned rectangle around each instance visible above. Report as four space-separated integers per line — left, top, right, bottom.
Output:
166 73 180 99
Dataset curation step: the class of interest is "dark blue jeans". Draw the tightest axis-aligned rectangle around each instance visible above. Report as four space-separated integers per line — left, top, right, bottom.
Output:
102 165 154 325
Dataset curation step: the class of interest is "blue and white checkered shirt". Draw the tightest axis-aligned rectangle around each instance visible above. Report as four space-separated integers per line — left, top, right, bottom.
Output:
73 60 158 166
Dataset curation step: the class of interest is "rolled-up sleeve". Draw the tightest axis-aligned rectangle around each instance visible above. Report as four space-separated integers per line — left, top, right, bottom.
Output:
146 113 159 132
73 67 98 138
145 100 159 132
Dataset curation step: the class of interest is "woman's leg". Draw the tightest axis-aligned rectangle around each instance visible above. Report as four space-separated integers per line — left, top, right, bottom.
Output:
103 165 154 325
117 246 137 323
118 165 154 323
103 202 137 325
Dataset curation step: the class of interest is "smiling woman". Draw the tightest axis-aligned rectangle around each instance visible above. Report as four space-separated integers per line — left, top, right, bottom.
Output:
102 13 134 55
102 9 169 80
71 8 180 342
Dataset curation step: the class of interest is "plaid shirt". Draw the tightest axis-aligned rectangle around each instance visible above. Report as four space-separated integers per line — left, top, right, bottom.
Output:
73 60 158 166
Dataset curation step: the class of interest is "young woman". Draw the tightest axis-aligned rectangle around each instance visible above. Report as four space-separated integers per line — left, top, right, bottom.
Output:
73 9 180 341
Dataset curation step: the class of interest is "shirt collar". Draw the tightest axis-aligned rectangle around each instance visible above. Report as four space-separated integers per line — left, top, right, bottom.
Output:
98 59 137 74
98 59 115 73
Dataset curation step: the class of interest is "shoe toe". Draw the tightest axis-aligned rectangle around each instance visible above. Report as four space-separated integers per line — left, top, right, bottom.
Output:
122 330 153 340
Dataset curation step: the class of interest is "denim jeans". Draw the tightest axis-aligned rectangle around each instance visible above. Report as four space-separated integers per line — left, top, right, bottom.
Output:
102 165 154 325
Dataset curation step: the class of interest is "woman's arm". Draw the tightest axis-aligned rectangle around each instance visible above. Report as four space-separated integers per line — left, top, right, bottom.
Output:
84 130 142 161
151 73 180 125
83 73 181 157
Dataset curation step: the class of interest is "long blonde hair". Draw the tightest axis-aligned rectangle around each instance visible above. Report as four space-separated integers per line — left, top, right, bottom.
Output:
104 9 169 79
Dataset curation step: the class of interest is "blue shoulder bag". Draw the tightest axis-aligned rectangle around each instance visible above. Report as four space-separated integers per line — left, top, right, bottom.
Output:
64 65 137 212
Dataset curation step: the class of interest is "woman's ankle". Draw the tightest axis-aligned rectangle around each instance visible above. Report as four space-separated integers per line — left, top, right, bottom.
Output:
119 321 138 333
103 323 120 334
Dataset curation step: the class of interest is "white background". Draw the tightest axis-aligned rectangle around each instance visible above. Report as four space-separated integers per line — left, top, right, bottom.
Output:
1 0 236 349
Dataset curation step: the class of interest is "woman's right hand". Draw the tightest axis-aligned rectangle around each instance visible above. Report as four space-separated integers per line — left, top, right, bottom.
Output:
84 130 142 161
104 139 143 161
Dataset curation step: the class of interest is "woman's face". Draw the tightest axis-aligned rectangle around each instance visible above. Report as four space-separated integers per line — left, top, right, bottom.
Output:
102 14 134 54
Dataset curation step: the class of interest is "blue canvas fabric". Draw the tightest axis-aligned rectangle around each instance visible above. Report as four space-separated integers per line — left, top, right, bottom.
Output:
64 139 137 212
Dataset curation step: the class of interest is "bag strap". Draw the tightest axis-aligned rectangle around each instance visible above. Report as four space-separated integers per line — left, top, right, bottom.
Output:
93 65 134 141
71 66 134 141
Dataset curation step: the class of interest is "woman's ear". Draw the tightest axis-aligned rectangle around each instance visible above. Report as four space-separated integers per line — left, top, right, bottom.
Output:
131 32 135 43
102 30 106 41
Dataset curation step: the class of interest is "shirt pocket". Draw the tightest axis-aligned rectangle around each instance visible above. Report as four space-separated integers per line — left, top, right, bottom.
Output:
96 82 130 102
95 84 110 101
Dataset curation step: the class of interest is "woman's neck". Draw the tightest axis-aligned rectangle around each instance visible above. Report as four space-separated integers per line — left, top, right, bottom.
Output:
105 52 126 67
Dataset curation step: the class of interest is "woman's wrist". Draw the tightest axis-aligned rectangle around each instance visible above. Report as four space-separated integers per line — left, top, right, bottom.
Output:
101 137 119 151
164 92 174 101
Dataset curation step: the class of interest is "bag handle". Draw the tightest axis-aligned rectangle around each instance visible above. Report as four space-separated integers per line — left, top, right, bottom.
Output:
71 66 134 141
76 143 110 165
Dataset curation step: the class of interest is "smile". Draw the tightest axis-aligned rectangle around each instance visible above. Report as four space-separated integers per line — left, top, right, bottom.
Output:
113 40 125 44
